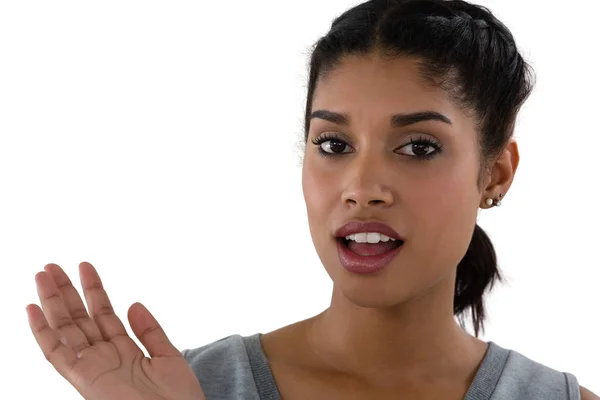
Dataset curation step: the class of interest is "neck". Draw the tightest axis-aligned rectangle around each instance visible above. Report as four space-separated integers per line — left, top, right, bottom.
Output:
306 278 486 384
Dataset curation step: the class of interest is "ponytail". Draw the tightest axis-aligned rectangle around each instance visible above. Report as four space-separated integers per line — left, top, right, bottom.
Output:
454 224 503 337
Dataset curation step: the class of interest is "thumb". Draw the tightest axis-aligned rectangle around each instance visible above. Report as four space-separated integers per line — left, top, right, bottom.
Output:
127 302 181 358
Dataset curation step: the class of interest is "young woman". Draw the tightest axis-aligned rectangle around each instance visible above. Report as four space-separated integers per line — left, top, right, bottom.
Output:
26 0 598 399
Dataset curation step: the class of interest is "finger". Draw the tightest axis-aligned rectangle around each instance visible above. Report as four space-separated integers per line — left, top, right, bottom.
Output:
36 271 92 355
128 302 181 358
26 303 78 378
44 264 103 344
79 262 128 341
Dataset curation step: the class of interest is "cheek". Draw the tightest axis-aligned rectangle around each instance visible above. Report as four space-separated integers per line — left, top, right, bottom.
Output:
302 159 334 232
411 165 480 264
302 161 319 213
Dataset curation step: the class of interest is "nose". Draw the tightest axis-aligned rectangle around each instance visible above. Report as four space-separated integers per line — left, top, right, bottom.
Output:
342 182 394 208
341 159 394 209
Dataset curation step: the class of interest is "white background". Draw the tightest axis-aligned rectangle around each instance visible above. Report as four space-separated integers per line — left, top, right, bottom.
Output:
1 0 598 397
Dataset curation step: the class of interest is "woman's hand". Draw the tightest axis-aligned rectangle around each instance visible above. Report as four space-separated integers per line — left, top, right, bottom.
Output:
26 262 206 400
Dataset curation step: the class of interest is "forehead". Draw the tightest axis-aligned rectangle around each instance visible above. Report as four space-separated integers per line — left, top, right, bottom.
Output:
312 54 465 124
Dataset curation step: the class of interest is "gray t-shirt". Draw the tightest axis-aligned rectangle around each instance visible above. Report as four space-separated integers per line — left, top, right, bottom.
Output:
181 333 580 400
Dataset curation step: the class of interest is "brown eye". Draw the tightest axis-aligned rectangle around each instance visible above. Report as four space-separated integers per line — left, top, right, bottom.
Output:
396 137 443 160
321 139 349 154
400 142 435 157
311 133 354 156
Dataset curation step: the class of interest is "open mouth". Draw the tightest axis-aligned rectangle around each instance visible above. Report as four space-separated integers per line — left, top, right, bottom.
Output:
338 237 404 256
336 235 405 274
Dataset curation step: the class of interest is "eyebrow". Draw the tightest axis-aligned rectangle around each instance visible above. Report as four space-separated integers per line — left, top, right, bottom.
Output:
308 110 452 127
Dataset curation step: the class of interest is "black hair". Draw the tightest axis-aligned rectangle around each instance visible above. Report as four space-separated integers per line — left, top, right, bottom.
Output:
303 0 535 337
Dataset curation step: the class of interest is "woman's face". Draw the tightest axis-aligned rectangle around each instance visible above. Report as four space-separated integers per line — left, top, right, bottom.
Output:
302 54 490 308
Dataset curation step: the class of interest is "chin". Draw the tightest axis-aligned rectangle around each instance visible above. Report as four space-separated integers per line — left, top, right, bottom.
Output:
331 272 418 309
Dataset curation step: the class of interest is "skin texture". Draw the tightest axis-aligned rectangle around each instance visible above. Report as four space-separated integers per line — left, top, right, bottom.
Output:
262 52 518 399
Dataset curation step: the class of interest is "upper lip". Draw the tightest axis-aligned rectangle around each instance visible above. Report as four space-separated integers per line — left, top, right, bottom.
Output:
334 221 404 241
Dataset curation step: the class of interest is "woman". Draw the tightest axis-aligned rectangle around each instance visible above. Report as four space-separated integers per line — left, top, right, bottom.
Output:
25 0 598 399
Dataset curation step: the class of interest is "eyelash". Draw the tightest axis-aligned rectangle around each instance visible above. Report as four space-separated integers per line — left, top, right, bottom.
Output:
310 133 443 161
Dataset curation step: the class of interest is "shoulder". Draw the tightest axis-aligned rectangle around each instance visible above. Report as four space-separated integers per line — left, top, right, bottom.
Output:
489 343 581 399
181 334 261 400
581 386 600 400
182 334 248 365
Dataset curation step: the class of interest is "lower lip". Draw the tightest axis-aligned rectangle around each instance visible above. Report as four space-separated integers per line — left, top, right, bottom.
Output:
336 238 403 275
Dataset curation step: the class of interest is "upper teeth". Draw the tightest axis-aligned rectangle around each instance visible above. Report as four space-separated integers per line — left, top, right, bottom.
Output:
345 232 396 243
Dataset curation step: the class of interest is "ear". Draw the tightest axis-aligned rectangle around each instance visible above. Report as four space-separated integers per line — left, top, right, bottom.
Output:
481 137 520 205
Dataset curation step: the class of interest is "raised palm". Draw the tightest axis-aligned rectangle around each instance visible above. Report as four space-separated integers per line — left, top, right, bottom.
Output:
26 262 205 400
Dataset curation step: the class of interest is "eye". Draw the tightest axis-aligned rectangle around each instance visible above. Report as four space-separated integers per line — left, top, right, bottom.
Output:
396 137 442 160
311 133 353 156
320 139 351 154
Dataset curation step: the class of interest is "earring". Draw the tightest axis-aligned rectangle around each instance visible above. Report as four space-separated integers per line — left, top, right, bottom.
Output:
485 193 504 207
